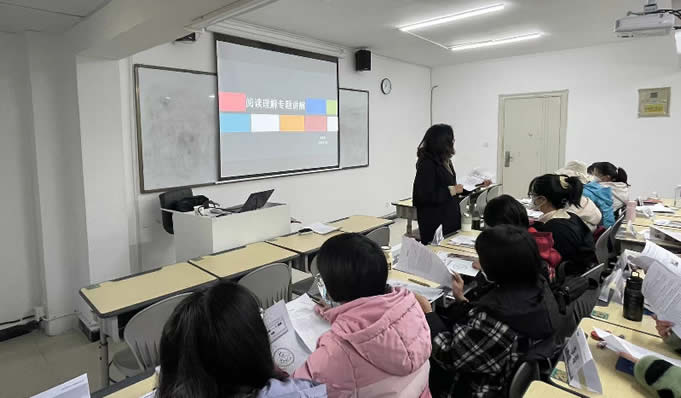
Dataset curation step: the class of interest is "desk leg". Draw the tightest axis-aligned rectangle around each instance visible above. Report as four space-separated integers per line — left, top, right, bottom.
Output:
406 219 413 236
98 318 109 388
304 255 309 273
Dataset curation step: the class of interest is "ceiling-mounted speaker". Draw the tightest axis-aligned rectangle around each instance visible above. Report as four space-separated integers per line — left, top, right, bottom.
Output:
355 49 371 72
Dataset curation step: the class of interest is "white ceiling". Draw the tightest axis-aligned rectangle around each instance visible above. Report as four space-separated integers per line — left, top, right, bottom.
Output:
237 0 672 67
0 0 111 34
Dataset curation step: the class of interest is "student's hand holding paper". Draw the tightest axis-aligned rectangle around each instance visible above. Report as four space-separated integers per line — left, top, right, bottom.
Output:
618 351 639 364
481 179 492 187
414 293 433 314
450 272 468 303
653 315 675 338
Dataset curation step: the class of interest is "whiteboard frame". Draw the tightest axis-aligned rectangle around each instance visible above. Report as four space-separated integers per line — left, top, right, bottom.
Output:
339 87 370 170
134 64 220 193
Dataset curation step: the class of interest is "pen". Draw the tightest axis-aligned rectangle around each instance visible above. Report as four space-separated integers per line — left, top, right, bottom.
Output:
408 278 430 287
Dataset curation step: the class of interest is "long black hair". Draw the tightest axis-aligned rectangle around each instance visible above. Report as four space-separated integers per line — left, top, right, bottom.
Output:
590 162 629 185
317 233 388 303
158 282 285 398
484 195 530 228
528 174 583 210
416 124 455 166
475 225 542 285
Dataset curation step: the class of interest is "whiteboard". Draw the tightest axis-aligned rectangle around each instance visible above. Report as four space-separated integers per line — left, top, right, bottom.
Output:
339 88 369 168
135 65 219 192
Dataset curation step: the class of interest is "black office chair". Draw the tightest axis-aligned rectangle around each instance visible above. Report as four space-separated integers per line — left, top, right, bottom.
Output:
159 188 193 234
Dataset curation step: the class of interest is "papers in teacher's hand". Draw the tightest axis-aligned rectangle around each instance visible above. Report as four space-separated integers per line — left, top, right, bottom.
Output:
448 234 476 248
593 328 681 367
305 222 339 235
395 236 452 286
285 294 330 352
436 252 478 277
31 374 90 398
460 168 494 192
388 280 444 302
642 261 681 337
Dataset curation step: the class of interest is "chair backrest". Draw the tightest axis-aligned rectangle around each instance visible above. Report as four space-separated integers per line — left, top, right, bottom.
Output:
459 195 472 216
581 263 605 281
508 361 539 398
310 256 319 277
239 263 291 309
487 184 503 200
366 226 390 247
159 188 193 234
475 189 488 215
124 292 191 370
595 226 613 265
607 214 626 257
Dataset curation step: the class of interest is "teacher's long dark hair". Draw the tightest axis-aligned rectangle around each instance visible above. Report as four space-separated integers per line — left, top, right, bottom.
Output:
158 282 286 398
416 124 455 167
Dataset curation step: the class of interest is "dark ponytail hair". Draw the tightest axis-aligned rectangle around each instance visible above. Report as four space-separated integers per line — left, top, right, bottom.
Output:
417 124 455 166
590 162 629 185
528 174 583 209
158 282 285 398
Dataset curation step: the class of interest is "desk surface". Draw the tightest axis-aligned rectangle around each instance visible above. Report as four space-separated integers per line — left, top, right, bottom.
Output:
329 215 393 234
591 302 658 337
389 269 440 288
551 317 675 397
438 230 481 254
93 371 156 398
268 230 343 255
392 198 414 208
80 262 217 318
617 225 681 249
190 242 298 279
524 381 576 397
431 243 479 260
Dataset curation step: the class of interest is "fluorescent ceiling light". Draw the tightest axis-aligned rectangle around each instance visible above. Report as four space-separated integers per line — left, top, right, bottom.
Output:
676 30 681 54
399 3 505 32
450 32 543 51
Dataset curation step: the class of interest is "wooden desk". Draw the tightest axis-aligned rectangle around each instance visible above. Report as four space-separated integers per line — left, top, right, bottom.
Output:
551 317 676 397
431 243 479 260
438 230 481 255
392 198 417 237
80 263 216 389
633 215 681 228
92 370 156 398
190 242 298 279
388 269 440 288
329 215 393 234
616 225 681 252
591 302 658 337
524 381 577 397
268 231 343 270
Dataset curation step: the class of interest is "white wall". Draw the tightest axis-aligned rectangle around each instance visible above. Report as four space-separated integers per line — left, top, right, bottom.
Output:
125 33 431 269
432 36 681 198
0 33 42 325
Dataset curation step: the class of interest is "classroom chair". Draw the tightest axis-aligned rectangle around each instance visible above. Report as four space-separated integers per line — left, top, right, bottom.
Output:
310 257 319 277
159 188 193 234
239 263 291 309
459 195 472 218
366 226 390 247
486 184 503 201
607 214 626 262
111 292 191 380
595 226 614 265
508 361 540 398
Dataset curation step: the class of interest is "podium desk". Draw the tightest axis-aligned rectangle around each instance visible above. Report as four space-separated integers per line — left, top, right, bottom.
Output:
80 263 217 389
190 242 298 279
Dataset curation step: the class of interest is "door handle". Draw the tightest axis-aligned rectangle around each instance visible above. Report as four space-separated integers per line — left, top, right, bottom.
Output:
504 151 512 167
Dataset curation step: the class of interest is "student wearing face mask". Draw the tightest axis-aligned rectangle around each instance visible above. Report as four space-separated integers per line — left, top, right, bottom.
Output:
588 162 630 211
294 233 432 398
413 124 490 244
415 226 560 398
529 174 597 275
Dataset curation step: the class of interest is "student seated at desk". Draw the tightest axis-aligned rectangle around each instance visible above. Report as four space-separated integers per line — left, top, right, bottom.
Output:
294 233 432 398
484 194 562 280
529 174 596 275
158 282 327 398
620 316 681 398
555 161 603 232
559 160 616 228
416 226 559 398
588 161 630 211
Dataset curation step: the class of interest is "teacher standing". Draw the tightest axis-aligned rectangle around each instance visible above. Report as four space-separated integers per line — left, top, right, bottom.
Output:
413 124 487 244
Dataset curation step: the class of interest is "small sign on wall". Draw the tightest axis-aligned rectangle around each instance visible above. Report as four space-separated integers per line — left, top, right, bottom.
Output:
638 87 671 117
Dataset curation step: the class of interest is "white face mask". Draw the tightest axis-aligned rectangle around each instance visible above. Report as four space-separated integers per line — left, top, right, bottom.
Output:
592 175 601 182
315 275 340 308
530 195 545 211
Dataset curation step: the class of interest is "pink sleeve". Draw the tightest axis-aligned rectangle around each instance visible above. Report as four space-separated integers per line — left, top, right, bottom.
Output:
293 337 354 397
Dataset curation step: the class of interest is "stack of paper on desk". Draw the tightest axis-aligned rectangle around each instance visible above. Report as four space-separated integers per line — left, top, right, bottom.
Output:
31 374 89 398
593 328 681 367
650 226 681 244
436 252 478 277
448 235 476 248
388 280 444 302
306 222 339 235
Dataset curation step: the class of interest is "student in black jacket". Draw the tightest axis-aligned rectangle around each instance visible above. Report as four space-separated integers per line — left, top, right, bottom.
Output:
412 124 489 244
528 174 597 275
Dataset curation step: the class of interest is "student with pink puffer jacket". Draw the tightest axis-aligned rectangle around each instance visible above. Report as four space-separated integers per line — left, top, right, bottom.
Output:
294 233 432 398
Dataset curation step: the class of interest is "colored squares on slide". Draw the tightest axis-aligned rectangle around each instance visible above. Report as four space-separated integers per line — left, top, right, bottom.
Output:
326 100 338 116
220 113 250 133
305 99 327 115
327 116 338 132
280 115 305 132
305 116 327 132
251 114 280 132
219 92 246 112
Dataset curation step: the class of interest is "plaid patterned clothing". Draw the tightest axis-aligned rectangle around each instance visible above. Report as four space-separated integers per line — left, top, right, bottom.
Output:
431 309 520 398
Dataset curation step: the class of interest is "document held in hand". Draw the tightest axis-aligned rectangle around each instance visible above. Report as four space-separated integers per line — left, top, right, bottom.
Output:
264 301 313 375
396 236 477 286
593 328 681 367
642 261 681 337
564 328 602 394
31 374 90 398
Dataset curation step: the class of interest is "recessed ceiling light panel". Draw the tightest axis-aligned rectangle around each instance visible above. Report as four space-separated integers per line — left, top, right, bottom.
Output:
399 3 505 32
449 32 543 51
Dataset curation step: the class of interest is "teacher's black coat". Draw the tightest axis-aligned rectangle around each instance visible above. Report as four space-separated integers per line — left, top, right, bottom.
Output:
412 154 465 244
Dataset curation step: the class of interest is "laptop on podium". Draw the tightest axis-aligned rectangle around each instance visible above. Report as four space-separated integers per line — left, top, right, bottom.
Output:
224 189 275 213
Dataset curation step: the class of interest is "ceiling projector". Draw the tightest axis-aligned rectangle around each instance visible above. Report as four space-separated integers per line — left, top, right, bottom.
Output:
614 0 680 38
